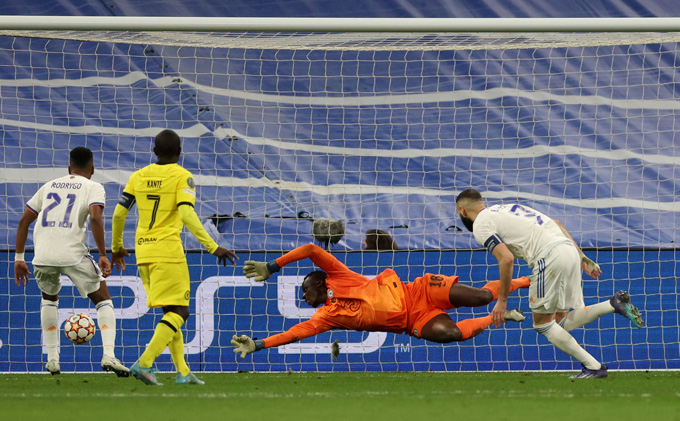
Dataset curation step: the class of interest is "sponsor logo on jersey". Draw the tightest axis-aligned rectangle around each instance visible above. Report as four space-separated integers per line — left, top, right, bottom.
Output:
137 237 158 245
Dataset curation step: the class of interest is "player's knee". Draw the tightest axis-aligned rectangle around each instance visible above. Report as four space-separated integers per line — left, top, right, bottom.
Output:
87 290 110 304
164 306 190 321
41 292 58 301
176 309 190 321
533 321 555 336
430 324 463 343
479 289 494 305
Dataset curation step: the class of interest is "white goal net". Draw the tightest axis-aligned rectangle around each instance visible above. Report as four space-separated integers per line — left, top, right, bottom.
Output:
1 19 678 372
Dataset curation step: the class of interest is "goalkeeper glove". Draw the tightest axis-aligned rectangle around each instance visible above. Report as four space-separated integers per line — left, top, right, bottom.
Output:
243 260 278 282
231 334 264 359
579 251 601 274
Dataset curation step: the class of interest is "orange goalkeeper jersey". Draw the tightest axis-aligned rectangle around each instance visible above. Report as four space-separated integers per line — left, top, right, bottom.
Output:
262 244 408 348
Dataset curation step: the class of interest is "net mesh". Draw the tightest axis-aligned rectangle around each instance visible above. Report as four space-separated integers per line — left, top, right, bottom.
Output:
0 29 678 372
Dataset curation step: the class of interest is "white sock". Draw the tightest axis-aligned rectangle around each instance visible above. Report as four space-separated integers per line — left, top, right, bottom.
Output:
534 321 601 370
40 299 59 362
95 300 116 359
560 301 614 332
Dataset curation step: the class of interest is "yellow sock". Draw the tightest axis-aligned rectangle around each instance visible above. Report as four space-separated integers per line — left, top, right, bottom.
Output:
169 329 191 376
139 312 184 368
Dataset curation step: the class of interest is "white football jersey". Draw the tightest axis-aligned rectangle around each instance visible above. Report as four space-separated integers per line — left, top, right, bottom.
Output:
26 174 106 267
472 204 572 268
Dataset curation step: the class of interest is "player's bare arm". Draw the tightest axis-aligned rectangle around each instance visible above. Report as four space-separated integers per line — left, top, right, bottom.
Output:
554 220 602 278
13 208 37 287
490 242 514 327
89 204 111 277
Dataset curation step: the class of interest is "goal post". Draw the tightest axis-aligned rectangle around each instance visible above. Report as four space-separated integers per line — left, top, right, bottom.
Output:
0 17 678 373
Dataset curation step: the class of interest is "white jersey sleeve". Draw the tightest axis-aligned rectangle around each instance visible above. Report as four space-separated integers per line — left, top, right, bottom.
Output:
26 184 46 215
88 182 106 208
473 204 572 267
472 213 504 253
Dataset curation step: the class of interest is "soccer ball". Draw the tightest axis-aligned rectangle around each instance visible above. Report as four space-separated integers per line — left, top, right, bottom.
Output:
64 313 96 345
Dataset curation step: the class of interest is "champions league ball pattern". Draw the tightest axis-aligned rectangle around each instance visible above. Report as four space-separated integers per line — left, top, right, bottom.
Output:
64 313 96 345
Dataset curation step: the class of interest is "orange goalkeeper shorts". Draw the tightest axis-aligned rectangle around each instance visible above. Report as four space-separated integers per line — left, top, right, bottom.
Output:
405 273 459 339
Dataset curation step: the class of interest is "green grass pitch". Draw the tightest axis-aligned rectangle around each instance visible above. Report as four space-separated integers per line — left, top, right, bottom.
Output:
1 371 678 420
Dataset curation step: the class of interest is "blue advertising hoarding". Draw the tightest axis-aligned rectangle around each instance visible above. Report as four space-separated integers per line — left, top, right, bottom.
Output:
1 249 677 372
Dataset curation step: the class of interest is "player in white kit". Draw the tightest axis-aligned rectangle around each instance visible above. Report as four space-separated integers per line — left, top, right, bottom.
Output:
13 147 129 377
456 189 643 379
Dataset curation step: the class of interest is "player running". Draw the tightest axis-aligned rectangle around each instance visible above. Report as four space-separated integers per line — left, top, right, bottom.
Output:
455 189 644 379
231 244 529 358
112 129 237 386
14 147 129 377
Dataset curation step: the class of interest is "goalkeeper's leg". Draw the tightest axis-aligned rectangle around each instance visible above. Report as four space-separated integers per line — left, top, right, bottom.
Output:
426 275 529 308
418 312 523 343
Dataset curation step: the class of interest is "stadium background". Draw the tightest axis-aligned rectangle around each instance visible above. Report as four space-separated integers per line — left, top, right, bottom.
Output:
0 0 678 372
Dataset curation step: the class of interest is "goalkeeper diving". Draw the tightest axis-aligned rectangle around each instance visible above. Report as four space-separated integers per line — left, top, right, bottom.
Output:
231 244 529 358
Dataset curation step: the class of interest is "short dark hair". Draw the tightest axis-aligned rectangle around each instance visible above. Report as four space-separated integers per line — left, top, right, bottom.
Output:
154 129 181 158
69 147 93 169
304 270 328 287
364 229 398 251
456 188 483 204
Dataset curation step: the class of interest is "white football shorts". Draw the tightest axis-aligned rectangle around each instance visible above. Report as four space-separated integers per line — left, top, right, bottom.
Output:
528 242 585 314
34 254 104 298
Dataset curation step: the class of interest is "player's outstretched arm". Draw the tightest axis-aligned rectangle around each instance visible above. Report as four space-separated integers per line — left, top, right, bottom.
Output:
178 204 237 266
554 220 602 278
243 260 272 282
231 319 333 358
243 244 346 282
14 209 37 287
111 203 130 271
230 335 263 358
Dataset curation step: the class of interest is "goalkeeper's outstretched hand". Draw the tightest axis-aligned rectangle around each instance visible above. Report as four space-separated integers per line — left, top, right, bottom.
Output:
580 252 602 278
231 334 257 359
243 260 270 282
